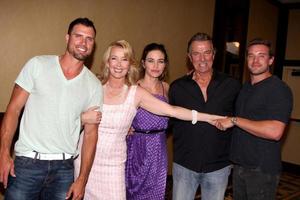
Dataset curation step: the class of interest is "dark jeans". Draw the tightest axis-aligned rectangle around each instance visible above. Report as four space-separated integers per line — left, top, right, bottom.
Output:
5 156 74 200
233 165 280 200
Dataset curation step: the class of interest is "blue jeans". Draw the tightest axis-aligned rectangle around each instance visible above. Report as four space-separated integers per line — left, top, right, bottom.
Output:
233 165 280 200
5 156 74 200
172 163 231 200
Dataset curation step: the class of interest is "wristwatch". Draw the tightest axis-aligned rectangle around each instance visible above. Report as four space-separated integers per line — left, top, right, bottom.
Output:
230 117 237 125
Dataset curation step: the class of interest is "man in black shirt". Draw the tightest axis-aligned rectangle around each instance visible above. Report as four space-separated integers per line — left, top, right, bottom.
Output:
217 38 293 199
169 32 241 200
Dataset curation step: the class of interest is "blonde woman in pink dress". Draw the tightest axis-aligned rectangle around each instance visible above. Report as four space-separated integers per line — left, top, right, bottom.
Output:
75 40 224 199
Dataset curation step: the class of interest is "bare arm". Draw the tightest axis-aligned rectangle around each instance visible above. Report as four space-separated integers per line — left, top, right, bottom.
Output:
135 86 224 124
0 84 29 188
66 123 98 200
217 117 286 141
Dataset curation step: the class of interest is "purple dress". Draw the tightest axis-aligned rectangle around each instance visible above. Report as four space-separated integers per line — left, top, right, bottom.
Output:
125 94 169 200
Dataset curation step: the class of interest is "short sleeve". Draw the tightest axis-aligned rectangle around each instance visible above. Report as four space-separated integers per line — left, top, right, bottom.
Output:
15 57 39 93
88 83 104 112
266 83 293 124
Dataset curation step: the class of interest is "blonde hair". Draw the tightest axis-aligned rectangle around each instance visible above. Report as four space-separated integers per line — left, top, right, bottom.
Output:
99 40 139 85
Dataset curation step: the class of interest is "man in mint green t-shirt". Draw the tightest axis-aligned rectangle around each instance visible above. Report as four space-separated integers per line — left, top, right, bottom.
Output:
0 18 103 200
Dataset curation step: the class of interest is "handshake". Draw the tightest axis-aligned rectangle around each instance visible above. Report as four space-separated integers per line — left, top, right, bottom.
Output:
206 115 238 131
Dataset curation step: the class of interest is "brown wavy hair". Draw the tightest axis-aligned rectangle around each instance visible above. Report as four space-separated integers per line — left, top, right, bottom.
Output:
139 43 169 81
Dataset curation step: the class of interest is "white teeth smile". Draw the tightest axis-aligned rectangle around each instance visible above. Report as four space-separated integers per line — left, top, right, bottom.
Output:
77 46 87 52
78 48 86 52
114 68 123 73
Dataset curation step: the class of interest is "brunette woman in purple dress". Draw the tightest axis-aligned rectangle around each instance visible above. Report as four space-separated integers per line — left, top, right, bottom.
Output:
125 43 170 199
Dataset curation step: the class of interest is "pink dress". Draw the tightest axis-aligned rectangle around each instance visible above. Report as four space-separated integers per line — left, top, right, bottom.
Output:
74 86 137 200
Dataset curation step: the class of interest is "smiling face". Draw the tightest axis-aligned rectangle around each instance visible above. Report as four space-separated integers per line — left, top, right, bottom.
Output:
188 40 215 74
107 46 130 80
66 24 95 61
143 50 166 79
247 44 274 76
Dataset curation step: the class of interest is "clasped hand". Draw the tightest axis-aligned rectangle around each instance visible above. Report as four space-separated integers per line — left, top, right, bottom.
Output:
81 106 102 125
214 117 234 131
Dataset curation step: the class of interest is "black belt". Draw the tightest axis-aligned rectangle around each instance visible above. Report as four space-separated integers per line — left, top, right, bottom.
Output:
134 129 166 134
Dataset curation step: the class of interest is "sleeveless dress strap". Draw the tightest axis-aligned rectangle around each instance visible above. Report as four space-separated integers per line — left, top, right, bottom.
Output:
125 85 137 104
161 81 165 97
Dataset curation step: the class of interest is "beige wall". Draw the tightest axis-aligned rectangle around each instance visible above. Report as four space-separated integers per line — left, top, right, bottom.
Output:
247 0 279 42
282 121 300 165
0 0 216 112
285 9 300 59
244 0 279 81
282 67 300 165
281 9 300 165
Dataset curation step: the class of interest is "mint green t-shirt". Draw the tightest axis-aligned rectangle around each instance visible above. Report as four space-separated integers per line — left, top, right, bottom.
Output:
14 55 103 156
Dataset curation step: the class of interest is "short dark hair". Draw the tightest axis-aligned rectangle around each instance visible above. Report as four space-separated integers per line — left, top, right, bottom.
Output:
247 38 273 57
67 17 96 35
187 32 214 53
140 43 169 81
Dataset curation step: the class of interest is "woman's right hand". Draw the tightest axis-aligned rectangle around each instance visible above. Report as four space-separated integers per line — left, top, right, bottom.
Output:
81 106 102 125
206 114 226 127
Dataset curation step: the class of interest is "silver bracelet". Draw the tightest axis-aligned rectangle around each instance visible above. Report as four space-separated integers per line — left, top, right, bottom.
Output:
230 117 237 125
192 110 197 125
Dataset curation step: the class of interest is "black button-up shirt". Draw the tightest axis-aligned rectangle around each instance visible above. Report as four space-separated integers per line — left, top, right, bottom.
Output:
169 71 241 173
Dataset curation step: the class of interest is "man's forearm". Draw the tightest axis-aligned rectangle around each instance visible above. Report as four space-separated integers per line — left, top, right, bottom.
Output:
1 85 29 155
77 124 98 184
234 117 285 141
0 109 20 155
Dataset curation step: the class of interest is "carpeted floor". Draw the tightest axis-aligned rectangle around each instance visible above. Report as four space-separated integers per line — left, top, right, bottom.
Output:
1 171 299 200
276 172 300 200
165 171 300 200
